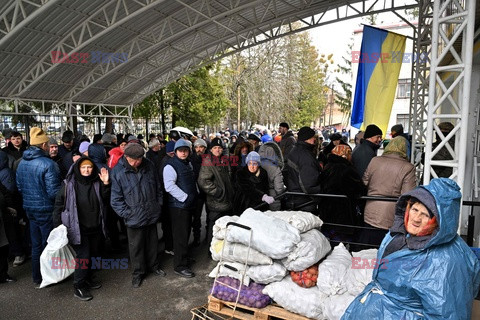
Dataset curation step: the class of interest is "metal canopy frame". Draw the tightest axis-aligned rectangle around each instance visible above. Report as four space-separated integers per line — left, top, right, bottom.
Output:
0 0 418 106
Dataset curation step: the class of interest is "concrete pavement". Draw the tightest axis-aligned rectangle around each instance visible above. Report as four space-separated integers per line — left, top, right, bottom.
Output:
1 241 217 320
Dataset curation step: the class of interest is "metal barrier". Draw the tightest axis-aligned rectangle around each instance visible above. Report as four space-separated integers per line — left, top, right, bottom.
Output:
255 191 480 247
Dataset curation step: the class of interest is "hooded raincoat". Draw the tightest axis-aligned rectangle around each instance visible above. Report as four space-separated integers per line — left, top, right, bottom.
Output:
342 178 480 320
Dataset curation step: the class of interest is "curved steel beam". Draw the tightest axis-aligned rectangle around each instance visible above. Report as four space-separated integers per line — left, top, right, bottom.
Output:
10 0 166 97
61 0 268 102
0 0 60 49
99 0 418 104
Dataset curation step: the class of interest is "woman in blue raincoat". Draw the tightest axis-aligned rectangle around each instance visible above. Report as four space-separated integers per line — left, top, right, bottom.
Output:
342 178 480 320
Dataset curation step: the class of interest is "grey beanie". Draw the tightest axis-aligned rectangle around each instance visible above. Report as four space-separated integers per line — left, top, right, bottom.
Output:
194 138 207 148
102 133 113 144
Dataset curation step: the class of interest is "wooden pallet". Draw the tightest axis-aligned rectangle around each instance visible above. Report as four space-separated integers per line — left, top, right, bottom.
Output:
207 295 311 320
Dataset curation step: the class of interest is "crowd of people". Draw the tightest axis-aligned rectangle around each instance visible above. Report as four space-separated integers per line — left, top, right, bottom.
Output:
0 119 477 312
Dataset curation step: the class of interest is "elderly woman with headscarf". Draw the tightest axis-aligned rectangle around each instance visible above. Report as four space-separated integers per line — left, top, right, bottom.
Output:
342 178 480 319
359 136 416 246
233 151 271 215
319 144 366 243
53 156 110 301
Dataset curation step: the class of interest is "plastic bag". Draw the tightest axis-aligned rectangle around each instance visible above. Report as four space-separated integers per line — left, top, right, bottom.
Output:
345 249 378 295
263 210 323 232
209 262 250 286
226 209 301 259
323 293 356 320
316 243 352 296
262 276 326 320
210 238 272 265
282 229 331 271
247 262 287 284
213 215 239 240
211 276 271 308
39 225 76 288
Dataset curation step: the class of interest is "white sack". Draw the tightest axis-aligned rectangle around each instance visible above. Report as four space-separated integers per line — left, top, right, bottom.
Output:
208 262 250 286
316 243 352 296
262 276 326 320
282 229 331 271
247 262 287 284
210 238 272 266
323 293 356 320
346 249 378 296
40 225 75 288
226 209 301 259
263 210 323 232
213 215 239 240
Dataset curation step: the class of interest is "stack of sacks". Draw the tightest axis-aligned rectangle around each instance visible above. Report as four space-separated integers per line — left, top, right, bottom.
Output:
209 210 377 319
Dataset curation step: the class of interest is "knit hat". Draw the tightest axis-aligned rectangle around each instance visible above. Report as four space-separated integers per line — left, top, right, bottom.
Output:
30 127 49 145
79 158 94 167
165 141 175 153
174 139 191 152
246 151 261 164
79 141 90 154
330 132 342 141
124 142 145 159
247 133 261 142
148 139 160 148
48 137 58 146
194 138 207 148
363 124 383 139
102 133 113 144
61 130 74 142
297 127 315 141
210 138 224 148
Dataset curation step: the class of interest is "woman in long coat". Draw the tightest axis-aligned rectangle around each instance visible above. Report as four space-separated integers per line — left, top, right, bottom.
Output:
319 144 365 243
359 136 416 246
53 156 110 301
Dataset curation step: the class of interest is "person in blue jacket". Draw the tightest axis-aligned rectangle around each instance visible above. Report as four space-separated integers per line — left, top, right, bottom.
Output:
342 178 480 320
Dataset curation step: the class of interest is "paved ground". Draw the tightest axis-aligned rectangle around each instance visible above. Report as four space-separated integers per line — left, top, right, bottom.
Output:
1 231 218 320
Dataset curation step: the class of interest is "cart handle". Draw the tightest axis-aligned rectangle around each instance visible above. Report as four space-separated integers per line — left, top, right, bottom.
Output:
226 222 251 231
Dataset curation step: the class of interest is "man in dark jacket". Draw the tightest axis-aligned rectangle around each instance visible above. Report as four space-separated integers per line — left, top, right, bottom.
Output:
278 122 296 158
286 126 321 213
351 124 383 178
110 142 165 288
2 131 28 162
16 127 61 286
58 130 76 159
197 138 234 245
163 140 198 278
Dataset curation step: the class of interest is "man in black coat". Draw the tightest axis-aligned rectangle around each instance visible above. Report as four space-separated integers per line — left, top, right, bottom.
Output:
286 127 322 213
351 124 383 178
110 142 165 288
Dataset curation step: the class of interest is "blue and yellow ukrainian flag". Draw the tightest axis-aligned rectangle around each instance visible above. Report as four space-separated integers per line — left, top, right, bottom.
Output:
351 25 406 136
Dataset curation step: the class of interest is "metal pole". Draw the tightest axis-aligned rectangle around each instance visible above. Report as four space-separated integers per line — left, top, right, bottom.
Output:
456 0 477 232
423 0 440 184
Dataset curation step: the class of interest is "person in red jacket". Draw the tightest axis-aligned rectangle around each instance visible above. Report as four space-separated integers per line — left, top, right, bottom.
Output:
107 139 127 169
